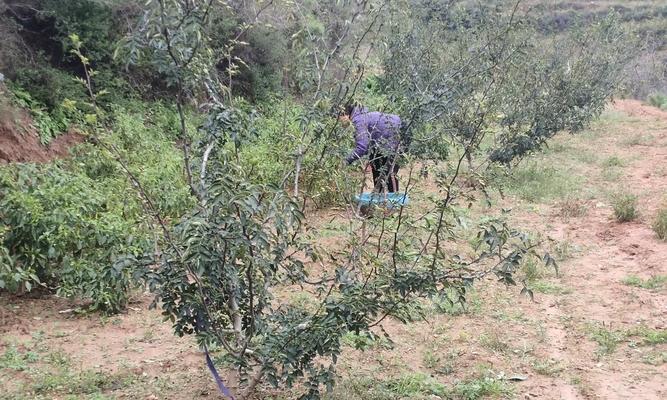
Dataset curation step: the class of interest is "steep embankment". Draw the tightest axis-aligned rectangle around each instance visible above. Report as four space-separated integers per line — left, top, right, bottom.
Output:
0 89 84 164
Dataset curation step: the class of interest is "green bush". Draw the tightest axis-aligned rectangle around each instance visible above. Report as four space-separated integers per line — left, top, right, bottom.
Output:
7 84 78 144
0 164 152 312
612 193 639 222
13 66 88 112
648 93 667 110
0 96 193 312
233 99 355 207
654 208 667 240
42 0 117 64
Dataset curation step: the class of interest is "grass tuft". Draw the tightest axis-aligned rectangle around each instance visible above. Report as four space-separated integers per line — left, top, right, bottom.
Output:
0 345 39 371
556 198 588 218
531 281 572 295
602 156 624 167
588 323 625 359
647 93 667 110
532 358 565 376
611 193 638 222
627 325 667 345
622 275 667 290
503 164 581 203
653 208 667 240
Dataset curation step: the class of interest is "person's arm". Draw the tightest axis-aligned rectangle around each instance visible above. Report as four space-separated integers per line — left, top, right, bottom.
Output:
345 121 369 165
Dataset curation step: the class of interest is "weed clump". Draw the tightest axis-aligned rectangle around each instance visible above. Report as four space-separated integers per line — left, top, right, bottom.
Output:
588 323 625 358
557 198 588 218
602 156 624 167
622 275 667 290
647 93 667 110
653 208 667 240
612 193 638 222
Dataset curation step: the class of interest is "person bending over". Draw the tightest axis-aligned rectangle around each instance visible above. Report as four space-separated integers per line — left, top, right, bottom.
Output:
340 103 402 193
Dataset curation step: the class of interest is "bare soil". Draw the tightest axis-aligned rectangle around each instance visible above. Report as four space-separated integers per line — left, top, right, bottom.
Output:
1 100 665 399
0 95 85 164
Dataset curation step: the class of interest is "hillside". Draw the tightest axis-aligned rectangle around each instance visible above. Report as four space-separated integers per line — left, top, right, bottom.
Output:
2 100 666 399
1 1 666 399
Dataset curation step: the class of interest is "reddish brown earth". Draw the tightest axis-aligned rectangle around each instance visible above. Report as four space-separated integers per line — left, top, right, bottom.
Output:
0 99 665 399
0 97 85 164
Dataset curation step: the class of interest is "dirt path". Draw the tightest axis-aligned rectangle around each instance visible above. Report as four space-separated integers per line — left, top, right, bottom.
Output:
506 100 667 399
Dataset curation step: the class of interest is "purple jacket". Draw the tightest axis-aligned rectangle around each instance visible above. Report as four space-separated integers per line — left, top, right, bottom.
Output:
345 107 402 165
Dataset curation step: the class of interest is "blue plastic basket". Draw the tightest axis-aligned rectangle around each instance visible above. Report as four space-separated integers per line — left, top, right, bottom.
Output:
354 192 409 210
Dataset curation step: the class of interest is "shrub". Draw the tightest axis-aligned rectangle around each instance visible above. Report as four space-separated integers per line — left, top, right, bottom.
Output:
12 66 87 112
42 0 117 64
7 84 76 144
612 193 639 222
0 164 152 312
653 208 667 240
648 93 667 110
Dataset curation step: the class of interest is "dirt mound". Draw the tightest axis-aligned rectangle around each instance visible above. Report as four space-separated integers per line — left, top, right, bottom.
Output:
611 99 667 120
0 109 85 164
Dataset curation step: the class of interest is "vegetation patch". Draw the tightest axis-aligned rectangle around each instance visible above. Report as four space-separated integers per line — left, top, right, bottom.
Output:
602 156 625 168
611 193 639 222
622 275 667 290
330 372 513 400
532 358 565 377
647 93 667 110
587 323 626 358
0 345 39 371
627 325 667 346
653 208 667 240
556 198 588 218
501 163 581 203
530 281 573 295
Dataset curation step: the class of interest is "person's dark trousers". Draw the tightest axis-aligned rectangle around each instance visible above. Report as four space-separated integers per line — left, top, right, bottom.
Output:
370 152 399 193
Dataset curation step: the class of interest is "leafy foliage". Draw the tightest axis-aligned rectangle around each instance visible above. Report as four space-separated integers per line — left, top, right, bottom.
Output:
41 0 118 64
0 164 152 311
110 1 636 398
0 0 637 398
